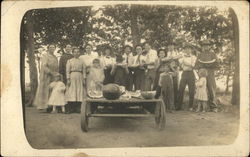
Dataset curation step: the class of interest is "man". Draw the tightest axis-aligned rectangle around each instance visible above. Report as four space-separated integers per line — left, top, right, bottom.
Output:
195 40 218 111
177 44 197 110
59 44 73 84
122 45 135 91
144 42 158 91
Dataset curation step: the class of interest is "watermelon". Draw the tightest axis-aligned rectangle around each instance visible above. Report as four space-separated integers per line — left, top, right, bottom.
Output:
197 52 218 69
102 84 122 100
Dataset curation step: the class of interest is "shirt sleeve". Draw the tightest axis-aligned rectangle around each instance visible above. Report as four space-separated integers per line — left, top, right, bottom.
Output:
191 56 197 67
66 60 71 79
41 55 51 74
59 55 64 74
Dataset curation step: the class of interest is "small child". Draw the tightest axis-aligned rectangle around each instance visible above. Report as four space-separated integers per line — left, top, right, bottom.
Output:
194 68 208 112
87 58 105 95
158 63 175 112
48 73 66 113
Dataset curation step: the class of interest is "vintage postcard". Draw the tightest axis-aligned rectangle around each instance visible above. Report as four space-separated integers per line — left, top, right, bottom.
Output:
1 1 249 156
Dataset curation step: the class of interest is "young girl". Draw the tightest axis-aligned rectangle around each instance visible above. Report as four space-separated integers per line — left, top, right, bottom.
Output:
48 73 66 113
153 49 167 92
194 68 208 112
158 64 175 112
87 58 105 95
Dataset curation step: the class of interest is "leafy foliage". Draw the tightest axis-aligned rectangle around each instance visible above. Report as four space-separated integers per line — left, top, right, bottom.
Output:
22 4 236 89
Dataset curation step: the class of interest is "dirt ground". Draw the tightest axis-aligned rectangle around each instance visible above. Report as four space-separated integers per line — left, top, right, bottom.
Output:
24 105 239 149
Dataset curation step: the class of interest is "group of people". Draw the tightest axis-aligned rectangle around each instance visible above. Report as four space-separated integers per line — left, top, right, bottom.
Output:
33 40 218 113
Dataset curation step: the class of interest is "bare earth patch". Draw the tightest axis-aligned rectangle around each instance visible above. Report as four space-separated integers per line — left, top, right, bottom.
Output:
24 106 239 149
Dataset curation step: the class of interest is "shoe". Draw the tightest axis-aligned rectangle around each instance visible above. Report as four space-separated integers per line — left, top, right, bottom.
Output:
189 108 193 111
202 110 206 113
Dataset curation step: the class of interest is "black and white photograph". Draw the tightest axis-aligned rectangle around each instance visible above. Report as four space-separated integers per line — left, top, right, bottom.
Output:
1 1 249 156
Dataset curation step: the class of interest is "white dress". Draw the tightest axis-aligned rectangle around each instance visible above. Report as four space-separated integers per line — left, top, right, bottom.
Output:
48 81 66 106
195 77 208 101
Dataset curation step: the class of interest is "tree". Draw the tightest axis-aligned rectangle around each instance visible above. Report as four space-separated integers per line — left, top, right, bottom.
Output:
21 10 38 106
21 7 92 106
229 8 239 106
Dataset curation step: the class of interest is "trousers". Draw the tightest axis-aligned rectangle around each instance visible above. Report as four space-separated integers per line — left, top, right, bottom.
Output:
177 71 195 109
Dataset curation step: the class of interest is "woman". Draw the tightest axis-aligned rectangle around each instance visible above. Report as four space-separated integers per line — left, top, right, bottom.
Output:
153 49 168 91
34 44 59 111
66 47 86 113
133 45 147 91
100 46 115 85
79 44 99 72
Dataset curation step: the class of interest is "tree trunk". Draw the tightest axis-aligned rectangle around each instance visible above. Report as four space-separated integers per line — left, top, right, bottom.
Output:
130 5 140 49
229 8 239 106
225 74 230 94
26 11 38 106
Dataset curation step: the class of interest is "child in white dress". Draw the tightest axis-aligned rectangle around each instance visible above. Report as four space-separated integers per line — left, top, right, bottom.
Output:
194 68 208 112
48 73 66 113
87 58 105 96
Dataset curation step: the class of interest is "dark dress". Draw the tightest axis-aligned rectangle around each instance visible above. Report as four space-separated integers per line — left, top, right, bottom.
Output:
159 72 174 110
103 67 114 85
59 53 73 84
112 66 128 87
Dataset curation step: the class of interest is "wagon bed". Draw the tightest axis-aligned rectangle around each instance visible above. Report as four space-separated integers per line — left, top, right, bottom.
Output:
81 98 166 132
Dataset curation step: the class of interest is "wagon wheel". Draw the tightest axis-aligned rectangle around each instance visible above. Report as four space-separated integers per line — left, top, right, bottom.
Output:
81 101 89 132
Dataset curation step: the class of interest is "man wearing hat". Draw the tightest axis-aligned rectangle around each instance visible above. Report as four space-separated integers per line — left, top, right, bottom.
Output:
195 40 218 111
177 43 197 110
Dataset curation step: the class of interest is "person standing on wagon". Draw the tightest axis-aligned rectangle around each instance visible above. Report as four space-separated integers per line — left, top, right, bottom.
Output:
195 40 219 111
66 47 86 113
177 44 197 111
34 44 59 111
144 42 158 91
59 44 73 84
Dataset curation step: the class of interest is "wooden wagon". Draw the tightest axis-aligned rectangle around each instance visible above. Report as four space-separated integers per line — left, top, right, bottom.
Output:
80 98 166 132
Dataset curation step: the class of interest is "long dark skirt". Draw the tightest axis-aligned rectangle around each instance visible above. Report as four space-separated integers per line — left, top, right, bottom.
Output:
103 67 114 85
134 68 146 91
